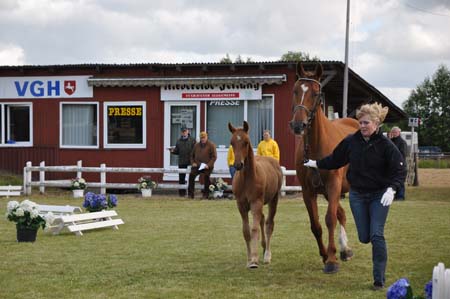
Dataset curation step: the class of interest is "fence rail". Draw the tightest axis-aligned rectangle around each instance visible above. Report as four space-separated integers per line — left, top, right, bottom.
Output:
23 161 301 196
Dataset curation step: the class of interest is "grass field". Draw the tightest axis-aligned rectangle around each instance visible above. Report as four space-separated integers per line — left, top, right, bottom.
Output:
1 185 449 299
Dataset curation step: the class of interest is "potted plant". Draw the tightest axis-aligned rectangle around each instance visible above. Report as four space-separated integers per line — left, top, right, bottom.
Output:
208 178 228 199
137 176 157 198
71 177 87 198
6 199 53 242
82 192 118 212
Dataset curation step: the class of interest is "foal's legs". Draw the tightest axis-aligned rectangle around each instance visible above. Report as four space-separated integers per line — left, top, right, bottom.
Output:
237 201 252 267
248 200 264 268
264 195 279 264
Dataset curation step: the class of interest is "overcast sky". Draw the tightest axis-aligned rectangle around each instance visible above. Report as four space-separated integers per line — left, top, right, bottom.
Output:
1 0 450 108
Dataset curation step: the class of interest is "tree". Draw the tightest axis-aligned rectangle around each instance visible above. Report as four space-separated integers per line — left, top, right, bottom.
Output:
403 64 450 151
219 53 253 63
280 51 319 61
219 53 232 63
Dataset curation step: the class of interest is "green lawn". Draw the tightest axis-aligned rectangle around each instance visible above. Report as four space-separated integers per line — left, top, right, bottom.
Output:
1 187 449 299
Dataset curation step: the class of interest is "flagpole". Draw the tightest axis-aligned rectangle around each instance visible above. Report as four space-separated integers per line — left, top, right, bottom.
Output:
343 0 350 118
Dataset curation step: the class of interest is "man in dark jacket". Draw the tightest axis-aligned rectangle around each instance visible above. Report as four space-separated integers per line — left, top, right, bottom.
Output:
390 126 407 200
170 127 196 196
188 131 217 199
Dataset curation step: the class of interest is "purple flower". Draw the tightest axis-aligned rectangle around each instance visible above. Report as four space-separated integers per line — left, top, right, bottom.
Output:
387 278 410 299
82 192 118 212
108 194 118 208
424 280 432 299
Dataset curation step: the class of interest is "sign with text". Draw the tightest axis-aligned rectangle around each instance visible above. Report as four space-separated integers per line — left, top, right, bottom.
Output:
408 117 420 127
0 76 93 99
161 83 261 101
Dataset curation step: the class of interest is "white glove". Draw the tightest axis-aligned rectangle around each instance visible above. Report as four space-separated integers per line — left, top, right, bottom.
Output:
303 160 318 168
380 187 395 206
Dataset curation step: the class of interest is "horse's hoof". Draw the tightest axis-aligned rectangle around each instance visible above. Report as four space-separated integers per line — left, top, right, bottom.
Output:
263 251 272 264
323 263 339 274
247 262 259 269
340 249 354 261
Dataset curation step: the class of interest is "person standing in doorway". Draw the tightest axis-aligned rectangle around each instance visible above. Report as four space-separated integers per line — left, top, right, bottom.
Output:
390 126 407 200
227 146 236 180
257 129 280 162
303 102 406 291
188 131 217 199
169 127 196 197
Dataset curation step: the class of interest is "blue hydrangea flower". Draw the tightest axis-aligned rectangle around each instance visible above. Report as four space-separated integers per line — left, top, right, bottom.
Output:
82 192 118 212
387 278 410 299
108 194 118 208
424 280 432 299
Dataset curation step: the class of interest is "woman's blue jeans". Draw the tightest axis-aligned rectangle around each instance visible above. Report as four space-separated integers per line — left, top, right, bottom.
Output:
349 189 390 285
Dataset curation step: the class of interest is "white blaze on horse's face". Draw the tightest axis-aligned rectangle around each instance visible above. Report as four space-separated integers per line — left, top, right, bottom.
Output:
236 135 241 141
300 84 309 104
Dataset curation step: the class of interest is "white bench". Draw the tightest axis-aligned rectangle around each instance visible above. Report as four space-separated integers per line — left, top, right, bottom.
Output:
38 204 82 216
0 185 22 197
51 210 124 236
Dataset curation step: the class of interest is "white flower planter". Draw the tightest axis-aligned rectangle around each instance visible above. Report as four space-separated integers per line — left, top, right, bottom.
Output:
212 191 223 199
72 189 84 198
141 189 152 198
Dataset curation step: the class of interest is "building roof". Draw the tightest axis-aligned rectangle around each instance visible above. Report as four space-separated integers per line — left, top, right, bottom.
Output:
0 60 406 121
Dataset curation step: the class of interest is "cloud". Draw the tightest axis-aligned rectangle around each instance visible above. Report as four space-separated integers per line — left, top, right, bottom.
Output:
0 44 25 65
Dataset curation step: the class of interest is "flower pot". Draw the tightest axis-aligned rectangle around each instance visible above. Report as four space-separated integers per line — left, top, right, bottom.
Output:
141 189 152 198
73 189 84 198
213 190 223 199
16 226 38 242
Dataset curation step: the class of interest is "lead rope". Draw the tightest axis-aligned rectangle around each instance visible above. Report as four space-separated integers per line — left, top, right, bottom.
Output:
302 93 328 198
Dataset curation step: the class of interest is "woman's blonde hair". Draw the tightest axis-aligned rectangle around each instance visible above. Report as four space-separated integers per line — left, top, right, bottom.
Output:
356 102 389 124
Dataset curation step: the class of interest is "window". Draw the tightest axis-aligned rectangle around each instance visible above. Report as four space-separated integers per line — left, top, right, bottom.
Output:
104 102 146 149
247 96 273 146
206 95 273 148
206 100 244 147
61 103 98 148
0 103 32 146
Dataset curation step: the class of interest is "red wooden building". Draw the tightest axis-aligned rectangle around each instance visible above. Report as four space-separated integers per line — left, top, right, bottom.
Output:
0 61 406 184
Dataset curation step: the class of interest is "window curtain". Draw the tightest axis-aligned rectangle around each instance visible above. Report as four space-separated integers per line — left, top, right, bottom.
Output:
247 96 273 146
62 104 96 146
207 102 244 147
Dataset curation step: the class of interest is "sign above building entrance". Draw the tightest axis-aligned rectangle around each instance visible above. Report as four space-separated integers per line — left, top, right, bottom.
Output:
161 83 261 101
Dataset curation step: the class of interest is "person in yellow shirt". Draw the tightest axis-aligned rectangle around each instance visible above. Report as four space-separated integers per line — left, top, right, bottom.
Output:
257 130 280 161
227 146 236 179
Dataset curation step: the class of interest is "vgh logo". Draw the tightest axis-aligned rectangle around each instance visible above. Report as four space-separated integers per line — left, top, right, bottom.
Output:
64 80 76 95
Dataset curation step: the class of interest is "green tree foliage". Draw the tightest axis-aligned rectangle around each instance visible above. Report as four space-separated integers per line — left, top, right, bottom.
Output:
280 51 319 61
219 54 253 63
219 53 232 63
403 64 450 151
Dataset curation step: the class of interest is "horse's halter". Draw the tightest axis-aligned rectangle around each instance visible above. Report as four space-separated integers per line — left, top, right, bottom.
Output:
290 77 323 135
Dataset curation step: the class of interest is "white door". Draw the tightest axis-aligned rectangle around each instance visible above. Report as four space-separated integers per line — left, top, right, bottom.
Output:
163 102 200 181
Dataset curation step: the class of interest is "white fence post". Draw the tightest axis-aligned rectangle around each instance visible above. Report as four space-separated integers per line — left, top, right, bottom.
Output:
39 161 45 194
281 166 287 197
77 160 82 178
24 161 32 195
100 163 106 194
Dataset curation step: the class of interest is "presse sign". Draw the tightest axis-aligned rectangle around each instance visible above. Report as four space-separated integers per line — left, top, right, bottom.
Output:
0 76 93 99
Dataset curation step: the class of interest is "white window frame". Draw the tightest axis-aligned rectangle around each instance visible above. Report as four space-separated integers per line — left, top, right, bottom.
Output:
0 102 33 147
60 102 99 149
103 101 147 149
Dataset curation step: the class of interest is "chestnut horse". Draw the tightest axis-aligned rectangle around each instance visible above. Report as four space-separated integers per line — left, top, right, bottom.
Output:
289 63 359 273
228 121 282 268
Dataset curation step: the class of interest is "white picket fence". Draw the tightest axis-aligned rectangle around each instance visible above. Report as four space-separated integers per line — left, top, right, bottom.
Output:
23 160 301 196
